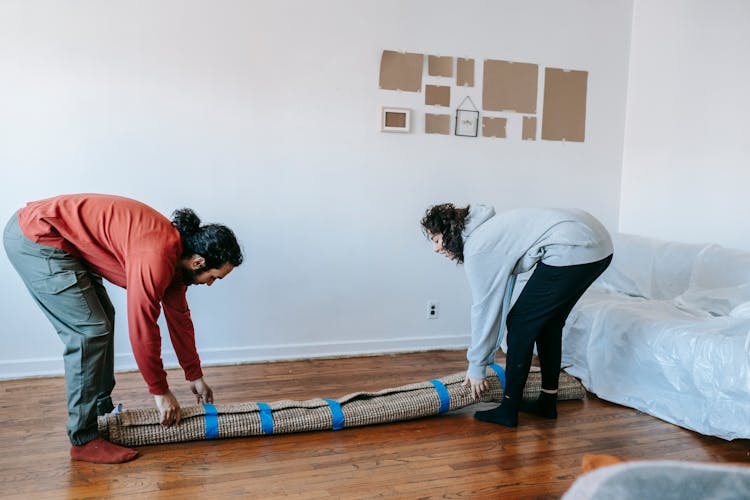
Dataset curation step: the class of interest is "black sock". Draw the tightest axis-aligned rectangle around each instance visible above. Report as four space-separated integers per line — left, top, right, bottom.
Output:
474 396 519 427
96 396 115 416
519 391 557 419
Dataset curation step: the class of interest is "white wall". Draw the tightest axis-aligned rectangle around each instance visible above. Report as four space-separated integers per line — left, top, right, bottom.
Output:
620 0 750 250
0 1 633 379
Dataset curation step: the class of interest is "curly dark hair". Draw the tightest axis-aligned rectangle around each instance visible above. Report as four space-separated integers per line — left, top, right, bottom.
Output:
420 203 470 263
171 208 243 270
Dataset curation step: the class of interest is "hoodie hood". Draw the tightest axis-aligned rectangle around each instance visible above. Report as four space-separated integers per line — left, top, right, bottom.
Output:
462 204 496 240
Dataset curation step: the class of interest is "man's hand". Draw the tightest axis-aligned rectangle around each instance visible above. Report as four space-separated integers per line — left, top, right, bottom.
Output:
190 377 214 405
462 375 489 400
154 390 181 427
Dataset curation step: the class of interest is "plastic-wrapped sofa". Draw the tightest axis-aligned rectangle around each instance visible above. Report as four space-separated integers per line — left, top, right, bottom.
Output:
561 233 750 440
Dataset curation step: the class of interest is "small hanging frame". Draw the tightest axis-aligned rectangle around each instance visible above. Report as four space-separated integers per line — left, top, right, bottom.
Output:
455 96 479 137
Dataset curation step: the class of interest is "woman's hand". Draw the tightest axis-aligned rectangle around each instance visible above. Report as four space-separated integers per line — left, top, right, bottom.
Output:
462 376 490 400
190 377 214 405
154 390 181 427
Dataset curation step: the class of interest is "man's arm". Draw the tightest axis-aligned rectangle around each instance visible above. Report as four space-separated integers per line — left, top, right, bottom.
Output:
125 253 174 395
162 282 203 383
126 253 192 426
162 283 212 404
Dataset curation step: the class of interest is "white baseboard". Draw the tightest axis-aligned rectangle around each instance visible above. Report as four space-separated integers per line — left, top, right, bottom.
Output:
0 334 470 380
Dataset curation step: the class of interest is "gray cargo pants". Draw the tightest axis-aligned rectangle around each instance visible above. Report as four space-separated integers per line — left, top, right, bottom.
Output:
3 212 116 445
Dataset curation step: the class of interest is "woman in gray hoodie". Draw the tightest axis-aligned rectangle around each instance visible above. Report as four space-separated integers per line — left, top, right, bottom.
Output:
421 203 613 427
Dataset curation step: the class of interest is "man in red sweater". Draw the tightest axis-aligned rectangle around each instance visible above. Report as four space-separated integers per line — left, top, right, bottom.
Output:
3 194 243 464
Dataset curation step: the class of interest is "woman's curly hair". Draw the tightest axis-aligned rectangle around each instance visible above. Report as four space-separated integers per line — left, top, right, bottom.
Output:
420 203 470 263
172 208 243 270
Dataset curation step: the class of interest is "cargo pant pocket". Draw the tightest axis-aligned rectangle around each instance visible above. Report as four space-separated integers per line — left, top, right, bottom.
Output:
31 270 94 324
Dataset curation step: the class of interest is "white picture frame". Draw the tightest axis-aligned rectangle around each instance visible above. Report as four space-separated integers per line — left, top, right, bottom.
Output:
380 107 411 133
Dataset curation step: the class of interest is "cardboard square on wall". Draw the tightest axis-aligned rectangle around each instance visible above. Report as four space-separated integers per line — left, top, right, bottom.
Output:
457 58 474 87
522 116 537 140
541 68 588 142
425 85 451 107
482 117 507 138
482 59 539 114
385 111 407 128
425 114 450 135
428 55 453 77
379 50 424 92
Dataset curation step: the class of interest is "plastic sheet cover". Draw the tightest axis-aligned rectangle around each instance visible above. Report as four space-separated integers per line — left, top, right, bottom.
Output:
562 233 750 440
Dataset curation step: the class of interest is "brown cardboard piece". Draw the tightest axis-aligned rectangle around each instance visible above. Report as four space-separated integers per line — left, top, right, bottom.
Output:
457 58 474 87
425 114 451 135
379 50 424 92
541 68 588 142
522 116 537 140
428 55 453 77
482 60 538 113
385 111 407 128
425 85 451 107
482 117 507 138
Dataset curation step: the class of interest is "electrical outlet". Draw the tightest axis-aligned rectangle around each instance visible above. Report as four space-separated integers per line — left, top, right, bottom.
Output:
428 301 439 319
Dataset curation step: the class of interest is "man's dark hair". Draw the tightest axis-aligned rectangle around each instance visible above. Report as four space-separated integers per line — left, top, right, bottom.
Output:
420 203 470 263
171 208 243 269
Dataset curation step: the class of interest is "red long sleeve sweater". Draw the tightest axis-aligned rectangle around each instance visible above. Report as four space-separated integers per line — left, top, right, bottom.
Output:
17 193 202 394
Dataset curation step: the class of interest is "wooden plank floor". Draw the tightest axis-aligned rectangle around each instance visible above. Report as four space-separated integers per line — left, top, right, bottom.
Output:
1 350 748 499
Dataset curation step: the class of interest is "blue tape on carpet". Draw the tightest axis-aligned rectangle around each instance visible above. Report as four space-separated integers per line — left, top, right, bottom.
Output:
429 379 451 414
203 403 218 439
488 363 506 390
257 402 274 434
323 399 345 430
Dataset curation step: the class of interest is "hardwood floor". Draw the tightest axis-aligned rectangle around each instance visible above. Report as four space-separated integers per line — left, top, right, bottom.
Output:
1 350 748 499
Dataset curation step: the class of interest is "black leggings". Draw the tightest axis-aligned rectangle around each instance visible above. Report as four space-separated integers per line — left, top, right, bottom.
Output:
503 255 612 400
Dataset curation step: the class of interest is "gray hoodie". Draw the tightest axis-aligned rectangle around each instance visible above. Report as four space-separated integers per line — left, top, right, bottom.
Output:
462 205 613 379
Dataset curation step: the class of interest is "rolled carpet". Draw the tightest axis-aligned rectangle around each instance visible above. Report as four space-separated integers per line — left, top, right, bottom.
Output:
98 364 584 447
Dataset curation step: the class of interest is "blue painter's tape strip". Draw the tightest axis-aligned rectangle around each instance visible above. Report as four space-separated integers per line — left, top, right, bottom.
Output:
257 402 274 434
323 398 345 431
203 403 218 439
429 379 451 414
488 363 506 390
